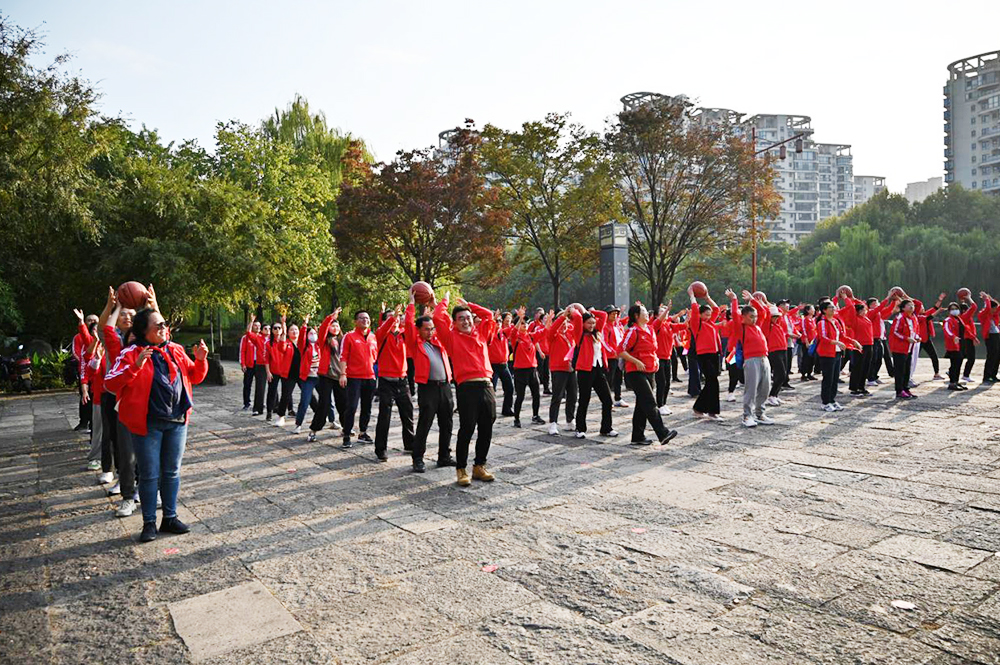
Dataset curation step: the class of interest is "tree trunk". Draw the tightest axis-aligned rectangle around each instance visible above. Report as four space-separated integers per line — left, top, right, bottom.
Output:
552 279 561 312
330 281 340 312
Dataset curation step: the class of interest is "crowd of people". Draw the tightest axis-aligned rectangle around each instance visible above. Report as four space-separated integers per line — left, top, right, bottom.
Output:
71 282 999 543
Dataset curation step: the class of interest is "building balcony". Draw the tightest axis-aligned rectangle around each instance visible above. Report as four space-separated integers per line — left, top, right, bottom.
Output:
982 153 1000 165
983 181 1000 192
944 110 951 121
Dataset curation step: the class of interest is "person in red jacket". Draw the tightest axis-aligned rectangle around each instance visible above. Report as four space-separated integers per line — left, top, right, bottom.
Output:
888 299 921 399
265 321 286 422
339 310 378 447
82 332 105 471
104 307 208 543
835 288 874 397
304 310 341 442
943 302 967 390
651 304 686 415
72 308 99 432
489 311 515 417
433 293 498 487
688 285 722 419
509 308 548 428
729 291 772 426
982 295 1000 383
603 307 627 407
528 308 551 395
750 295 788 406
617 304 678 445
239 323 259 411
405 293 455 472
797 304 817 381
244 315 271 416
958 294 980 384
372 303 415 461
271 315 297 426
816 299 861 409
569 306 617 438
545 309 578 435
865 295 894 385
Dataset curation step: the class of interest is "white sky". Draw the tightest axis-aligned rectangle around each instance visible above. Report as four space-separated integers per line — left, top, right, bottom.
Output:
8 0 999 191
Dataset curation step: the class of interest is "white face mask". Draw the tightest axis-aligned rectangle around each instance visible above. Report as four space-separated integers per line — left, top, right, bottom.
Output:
307 332 318 343
949 309 960 316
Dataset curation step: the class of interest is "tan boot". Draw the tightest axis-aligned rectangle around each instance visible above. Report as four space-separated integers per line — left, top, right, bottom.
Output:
456 468 471 487
472 465 495 482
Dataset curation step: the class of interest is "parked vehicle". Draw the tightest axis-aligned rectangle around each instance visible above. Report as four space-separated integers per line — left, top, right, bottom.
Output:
1 345 33 393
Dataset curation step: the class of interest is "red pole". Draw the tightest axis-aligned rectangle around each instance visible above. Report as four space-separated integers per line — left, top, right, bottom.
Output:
751 127 757 293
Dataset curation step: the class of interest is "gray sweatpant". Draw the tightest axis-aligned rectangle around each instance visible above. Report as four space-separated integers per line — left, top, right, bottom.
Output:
743 356 771 419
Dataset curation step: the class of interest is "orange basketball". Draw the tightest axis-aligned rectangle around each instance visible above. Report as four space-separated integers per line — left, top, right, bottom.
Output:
838 284 854 298
889 286 905 298
690 281 708 298
957 287 971 300
410 281 435 306
116 281 149 310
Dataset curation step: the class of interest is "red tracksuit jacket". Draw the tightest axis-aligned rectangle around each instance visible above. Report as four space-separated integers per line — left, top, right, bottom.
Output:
432 299 495 384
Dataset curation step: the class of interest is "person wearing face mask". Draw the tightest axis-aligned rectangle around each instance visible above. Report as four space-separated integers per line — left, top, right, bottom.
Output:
432 292 498 487
405 292 455 472
293 316 322 433
569 305 617 439
617 303 678 446
339 310 378 448
105 306 208 543
304 309 341 443
372 302 415 461
943 302 968 391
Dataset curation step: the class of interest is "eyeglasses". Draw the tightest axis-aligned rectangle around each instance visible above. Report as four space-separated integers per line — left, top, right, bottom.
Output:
154 321 168 330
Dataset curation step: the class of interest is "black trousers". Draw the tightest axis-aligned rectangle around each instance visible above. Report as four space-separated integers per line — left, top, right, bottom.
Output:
728 362 743 393
513 367 540 419
100 391 118 473
800 347 816 377
870 339 894 379
961 338 976 378
819 355 841 405
892 351 911 396
406 358 416 395
784 348 794 386
537 353 550 391
276 375 303 417
919 341 940 376
549 370 577 423
674 348 688 372
455 380 496 468
609 359 624 401
768 351 787 398
687 344 701 397
985 332 1000 380
242 367 254 408
266 374 280 417
413 381 453 463
655 360 671 407
624 371 670 443
849 345 873 393
343 378 376 438
374 377 415 455
575 367 613 434
946 349 963 384
491 362 514 414
309 375 336 432
78 382 91 428
693 353 721 415
252 364 267 412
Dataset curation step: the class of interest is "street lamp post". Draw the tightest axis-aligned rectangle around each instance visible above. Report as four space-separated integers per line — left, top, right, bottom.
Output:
749 129 804 292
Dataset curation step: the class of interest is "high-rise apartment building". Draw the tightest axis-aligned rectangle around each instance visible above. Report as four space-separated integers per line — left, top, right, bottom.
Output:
903 177 943 204
854 175 887 206
944 50 1000 195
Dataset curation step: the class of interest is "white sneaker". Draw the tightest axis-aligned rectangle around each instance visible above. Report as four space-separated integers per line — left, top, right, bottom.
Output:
726 392 736 402
742 416 757 427
115 498 135 517
756 415 775 425
107 481 121 496
866 380 878 387
909 381 918 388
293 425 302 434
574 431 586 439
602 429 619 437
833 402 844 411
564 421 576 431
547 423 559 436
86 460 101 471
932 374 945 381
307 431 317 443
329 420 341 430
157 494 162 509
97 472 114 484
275 416 286 427
961 376 971 384
765 397 780 407
614 400 629 407
658 405 672 416
823 404 836 412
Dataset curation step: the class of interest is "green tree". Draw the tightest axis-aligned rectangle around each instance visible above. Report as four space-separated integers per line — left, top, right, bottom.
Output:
480 113 620 309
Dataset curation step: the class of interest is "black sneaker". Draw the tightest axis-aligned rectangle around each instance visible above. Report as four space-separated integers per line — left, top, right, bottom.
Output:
948 383 961 391
358 432 373 443
530 415 545 425
412 460 425 473
139 521 157 542
659 430 679 445
159 517 190 535
436 456 456 468
501 411 515 417
73 422 87 431
513 418 522 428
630 438 654 446
342 439 353 449
376 453 388 463
251 411 263 416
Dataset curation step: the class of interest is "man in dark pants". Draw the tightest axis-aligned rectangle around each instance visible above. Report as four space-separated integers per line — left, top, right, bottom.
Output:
406 295 454 472
244 316 270 415
373 304 415 461
339 310 378 447
433 293 497 487
72 309 99 431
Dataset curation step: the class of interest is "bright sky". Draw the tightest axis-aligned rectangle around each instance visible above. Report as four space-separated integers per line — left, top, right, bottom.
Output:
8 1 999 191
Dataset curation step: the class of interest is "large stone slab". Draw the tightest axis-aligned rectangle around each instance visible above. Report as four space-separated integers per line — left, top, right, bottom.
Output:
868 534 993 573
168 580 302 662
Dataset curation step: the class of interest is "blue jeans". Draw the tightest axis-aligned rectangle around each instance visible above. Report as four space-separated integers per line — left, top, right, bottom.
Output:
132 419 187 524
295 376 318 426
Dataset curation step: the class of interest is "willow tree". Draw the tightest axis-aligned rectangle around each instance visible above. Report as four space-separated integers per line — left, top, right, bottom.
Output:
606 97 779 305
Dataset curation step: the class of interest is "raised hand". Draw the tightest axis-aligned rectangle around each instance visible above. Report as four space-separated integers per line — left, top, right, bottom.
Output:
193 339 209 361
146 284 159 312
106 286 117 308
73 308 84 323
724 288 735 299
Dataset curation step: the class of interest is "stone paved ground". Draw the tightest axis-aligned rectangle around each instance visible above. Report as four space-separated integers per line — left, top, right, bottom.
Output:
3 361 1000 664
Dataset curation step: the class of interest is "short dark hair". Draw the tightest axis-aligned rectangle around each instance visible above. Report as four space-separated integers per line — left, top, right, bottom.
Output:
855 303 866 314
131 308 156 343
866 297 878 306
354 310 369 321
452 305 471 321
740 305 756 316
415 315 432 329
777 299 790 306
698 304 712 314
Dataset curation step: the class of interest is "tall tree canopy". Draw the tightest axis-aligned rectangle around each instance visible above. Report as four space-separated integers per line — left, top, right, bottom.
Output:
480 113 620 309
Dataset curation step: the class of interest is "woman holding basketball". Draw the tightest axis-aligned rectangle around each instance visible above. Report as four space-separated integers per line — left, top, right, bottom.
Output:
104 307 209 543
